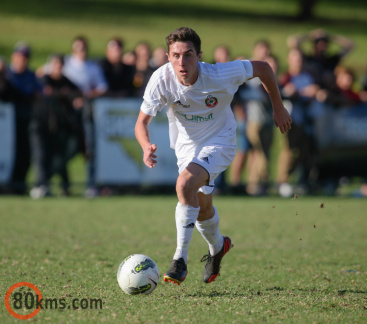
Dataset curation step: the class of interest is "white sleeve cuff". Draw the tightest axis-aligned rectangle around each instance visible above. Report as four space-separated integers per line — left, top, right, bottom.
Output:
140 100 157 117
241 60 253 79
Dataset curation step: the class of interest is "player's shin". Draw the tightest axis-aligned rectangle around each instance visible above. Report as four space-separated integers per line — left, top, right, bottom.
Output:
173 202 200 263
196 206 224 256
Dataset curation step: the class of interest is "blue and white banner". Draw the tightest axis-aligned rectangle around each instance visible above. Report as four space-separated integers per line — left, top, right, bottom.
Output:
93 98 178 185
314 103 367 150
0 101 15 184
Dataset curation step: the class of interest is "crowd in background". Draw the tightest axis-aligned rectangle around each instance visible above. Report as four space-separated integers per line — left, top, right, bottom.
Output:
0 29 367 198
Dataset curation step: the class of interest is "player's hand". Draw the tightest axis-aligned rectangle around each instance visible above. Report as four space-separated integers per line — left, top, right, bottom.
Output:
143 144 157 168
273 106 292 134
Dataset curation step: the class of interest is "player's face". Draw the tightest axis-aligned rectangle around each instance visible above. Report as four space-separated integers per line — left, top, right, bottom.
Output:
167 41 202 86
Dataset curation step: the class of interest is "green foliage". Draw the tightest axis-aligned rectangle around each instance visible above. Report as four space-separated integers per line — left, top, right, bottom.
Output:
1 196 366 323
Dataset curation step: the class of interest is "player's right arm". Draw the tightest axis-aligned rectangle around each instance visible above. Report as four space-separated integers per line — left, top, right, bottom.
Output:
135 111 157 168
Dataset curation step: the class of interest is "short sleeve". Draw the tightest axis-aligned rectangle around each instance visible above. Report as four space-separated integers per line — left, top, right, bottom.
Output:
141 69 167 116
241 60 253 80
140 99 163 117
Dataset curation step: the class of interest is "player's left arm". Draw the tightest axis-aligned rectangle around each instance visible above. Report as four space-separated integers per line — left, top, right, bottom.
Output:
250 60 292 134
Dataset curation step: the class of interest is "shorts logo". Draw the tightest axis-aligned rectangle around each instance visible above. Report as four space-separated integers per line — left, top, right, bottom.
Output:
201 157 209 164
205 95 218 108
199 153 213 164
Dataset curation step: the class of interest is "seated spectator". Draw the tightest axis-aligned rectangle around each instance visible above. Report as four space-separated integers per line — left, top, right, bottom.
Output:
30 54 83 198
100 37 135 97
6 42 42 195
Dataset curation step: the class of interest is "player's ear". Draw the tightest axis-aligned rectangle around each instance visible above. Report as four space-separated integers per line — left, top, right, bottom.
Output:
198 51 202 60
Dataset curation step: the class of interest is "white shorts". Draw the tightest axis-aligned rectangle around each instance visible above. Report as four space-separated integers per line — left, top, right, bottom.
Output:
176 143 236 195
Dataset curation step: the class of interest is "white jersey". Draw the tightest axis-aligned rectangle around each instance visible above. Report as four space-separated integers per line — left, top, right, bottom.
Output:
141 60 253 150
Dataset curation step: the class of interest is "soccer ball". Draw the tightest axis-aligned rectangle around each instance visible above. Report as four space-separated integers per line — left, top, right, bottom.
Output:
117 254 160 295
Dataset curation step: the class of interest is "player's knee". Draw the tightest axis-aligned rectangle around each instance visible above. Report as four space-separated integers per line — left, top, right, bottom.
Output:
176 175 192 195
176 172 198 195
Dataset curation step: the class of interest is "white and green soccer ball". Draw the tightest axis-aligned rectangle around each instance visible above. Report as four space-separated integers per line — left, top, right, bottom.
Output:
117 254 160 295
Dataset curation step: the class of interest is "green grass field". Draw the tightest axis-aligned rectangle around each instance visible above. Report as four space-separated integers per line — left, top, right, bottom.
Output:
1 196 366 323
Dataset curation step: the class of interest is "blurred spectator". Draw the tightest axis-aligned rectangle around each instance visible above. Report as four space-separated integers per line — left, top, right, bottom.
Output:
361 71 367 103
212 45 231 194
0 57 17 101
213 45 231 64
334 66 361 106
100 37 135 97
63 36 108 198
359 183 367 197
63 36 108 98
133 42 155 96
287 29 354 88
252 40 271 61
29 54 83 198
6 42 42 194
149 46 168 69
277 48 319 196
315 66 361 108
229 78 252 194
244 41 274 196
122 51 137 66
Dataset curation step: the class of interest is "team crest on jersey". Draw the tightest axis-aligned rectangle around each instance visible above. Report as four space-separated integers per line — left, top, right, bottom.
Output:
205 95 218 108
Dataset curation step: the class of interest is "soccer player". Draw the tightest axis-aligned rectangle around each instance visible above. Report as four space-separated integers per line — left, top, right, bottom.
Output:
135 27 292 285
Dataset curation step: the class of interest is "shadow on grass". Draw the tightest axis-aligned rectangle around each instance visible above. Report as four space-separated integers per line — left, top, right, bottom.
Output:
2 0 367 29
179 287 366 298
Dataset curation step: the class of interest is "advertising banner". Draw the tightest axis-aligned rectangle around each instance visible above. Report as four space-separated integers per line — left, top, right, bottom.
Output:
94 98 178 185
315 104 367 150
0 101 15 184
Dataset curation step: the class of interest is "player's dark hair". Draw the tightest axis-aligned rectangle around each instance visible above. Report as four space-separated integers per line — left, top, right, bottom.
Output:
165 27 201 56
